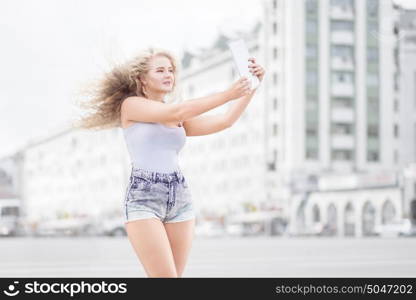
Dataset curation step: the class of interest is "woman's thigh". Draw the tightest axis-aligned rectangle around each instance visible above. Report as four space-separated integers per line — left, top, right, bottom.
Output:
164 218 195 277
125 218 177 277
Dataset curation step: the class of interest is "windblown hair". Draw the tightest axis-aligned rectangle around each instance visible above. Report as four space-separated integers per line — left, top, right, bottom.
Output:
72 47 182 130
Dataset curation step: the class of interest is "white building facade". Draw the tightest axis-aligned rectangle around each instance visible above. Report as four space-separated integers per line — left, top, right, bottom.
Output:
262 0 398 179
21 127 131 224
397 8 416 224
261 0 409 236
397 9 416 168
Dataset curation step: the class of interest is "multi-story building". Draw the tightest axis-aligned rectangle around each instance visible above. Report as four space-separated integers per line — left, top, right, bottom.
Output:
397 8 416 168
397 8 416 224
20 126 130 225
263 0 397 185
261 0 408 236
0 152 23 199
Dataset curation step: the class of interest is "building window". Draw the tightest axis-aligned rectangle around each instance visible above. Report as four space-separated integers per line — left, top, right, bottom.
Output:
367 21 378 35
306 0 318 14
306 19 318 34
273 0 278 10
330 0 354 12
394 124 399 138
368 97 379 112
332 122 353 135
306 148 318 159
306 125 318 136
307 45 318 58
414 72 416 109
273 97 278 110
394 99 399 112
367 73 379 86
273 22 277 35
313 204 320 222
367 150 379 162
331 20 353 32
305 0 319 162
332 97 353 107
273 47 278 60
367 0 378 17
331 45 354 62
332 71 354 84
394 72 399 92
273 73 278 85
306 97 318 109
332 149 353 161
273 124 278 136
367 47 379 62
307 71 318 86
367 124 379 137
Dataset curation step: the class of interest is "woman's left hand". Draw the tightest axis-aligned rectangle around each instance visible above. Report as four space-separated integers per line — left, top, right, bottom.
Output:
248 57 266 82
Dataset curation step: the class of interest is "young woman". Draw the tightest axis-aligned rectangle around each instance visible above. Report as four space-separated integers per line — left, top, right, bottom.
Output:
75 47 265 277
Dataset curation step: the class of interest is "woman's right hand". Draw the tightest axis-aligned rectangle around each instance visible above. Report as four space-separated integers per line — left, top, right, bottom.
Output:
226 77 252 100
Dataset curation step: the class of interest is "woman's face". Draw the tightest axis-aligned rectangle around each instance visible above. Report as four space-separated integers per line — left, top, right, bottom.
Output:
141 55 174 94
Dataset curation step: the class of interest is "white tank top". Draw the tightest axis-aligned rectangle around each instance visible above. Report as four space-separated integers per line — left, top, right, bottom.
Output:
123 121 186 173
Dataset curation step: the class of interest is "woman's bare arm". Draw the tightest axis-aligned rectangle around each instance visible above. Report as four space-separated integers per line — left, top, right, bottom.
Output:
122 77 251 124
224 88 257 126
225 57 265 126
178 90 236 121
122 91 233 124
182 88 258 136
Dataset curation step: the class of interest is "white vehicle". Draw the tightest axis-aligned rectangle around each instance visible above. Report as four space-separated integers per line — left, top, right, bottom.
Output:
225 223 244 237
35 217 99 237
0 199 21 236
100 217 126 237
374 219 412 237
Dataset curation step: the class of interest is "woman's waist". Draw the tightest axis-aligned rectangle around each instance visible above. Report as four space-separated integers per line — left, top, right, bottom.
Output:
129 164 184 183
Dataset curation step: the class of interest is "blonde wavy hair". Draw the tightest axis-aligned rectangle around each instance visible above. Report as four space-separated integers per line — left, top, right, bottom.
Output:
72 47 183 130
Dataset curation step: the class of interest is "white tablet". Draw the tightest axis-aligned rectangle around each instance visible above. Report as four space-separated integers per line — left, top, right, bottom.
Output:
227 38 260 90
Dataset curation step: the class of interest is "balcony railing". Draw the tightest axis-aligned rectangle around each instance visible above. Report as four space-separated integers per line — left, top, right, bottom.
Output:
331 83 355 97
330 6 354 21
331 31 354 44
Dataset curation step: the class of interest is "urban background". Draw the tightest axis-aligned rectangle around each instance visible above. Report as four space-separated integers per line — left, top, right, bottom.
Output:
1 0 416 240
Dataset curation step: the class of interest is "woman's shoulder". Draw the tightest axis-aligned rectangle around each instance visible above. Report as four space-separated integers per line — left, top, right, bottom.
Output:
123 95 146 104
120 96 144 128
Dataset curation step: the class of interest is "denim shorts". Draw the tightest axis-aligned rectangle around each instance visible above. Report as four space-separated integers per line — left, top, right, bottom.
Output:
123 166 195 224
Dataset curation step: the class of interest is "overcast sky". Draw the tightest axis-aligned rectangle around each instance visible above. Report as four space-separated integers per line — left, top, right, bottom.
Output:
0 0 414 158
0 0 262 158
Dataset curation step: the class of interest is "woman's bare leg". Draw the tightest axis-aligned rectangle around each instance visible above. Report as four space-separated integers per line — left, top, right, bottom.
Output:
164 218 196 277
125 218 177 277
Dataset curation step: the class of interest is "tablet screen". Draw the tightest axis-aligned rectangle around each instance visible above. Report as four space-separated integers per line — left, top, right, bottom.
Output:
227 38 260 90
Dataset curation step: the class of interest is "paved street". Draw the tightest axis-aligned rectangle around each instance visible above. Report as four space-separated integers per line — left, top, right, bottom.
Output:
0 236 415 277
